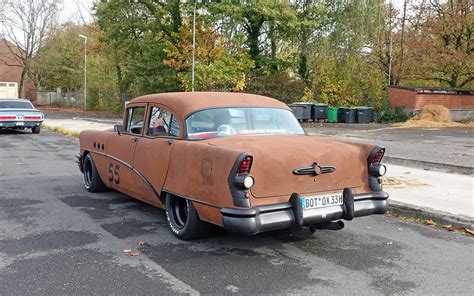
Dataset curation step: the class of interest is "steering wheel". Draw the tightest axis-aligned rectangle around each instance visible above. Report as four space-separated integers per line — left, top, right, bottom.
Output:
217 125 237 136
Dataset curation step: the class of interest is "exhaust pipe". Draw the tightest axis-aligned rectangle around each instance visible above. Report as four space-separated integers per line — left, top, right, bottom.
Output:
312 220 345 231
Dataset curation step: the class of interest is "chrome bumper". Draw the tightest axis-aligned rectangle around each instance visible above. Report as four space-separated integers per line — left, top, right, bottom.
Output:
221 189 389 235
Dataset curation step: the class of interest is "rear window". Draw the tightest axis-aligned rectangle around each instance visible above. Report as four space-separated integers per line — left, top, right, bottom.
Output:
0 101 33 109
185 107 305 139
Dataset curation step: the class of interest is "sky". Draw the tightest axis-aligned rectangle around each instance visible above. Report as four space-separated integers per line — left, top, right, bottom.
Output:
60 0 95 24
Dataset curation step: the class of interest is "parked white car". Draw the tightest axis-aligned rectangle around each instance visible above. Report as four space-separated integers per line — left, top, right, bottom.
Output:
0 99 44 134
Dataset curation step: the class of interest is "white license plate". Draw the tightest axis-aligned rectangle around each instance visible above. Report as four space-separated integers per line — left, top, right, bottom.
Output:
16 121 24 126
301 193 343 210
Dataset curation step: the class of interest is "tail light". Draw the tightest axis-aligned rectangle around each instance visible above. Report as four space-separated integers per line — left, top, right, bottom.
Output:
370 148 385 164
0 116 16 120
237 156 253 175
368 147 386 191
25 115 42 119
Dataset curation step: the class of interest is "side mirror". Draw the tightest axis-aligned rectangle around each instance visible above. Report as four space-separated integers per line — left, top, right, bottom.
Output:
114 124 124 135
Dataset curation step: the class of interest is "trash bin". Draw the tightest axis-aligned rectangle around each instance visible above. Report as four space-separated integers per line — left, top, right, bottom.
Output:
327 107 338 123
339 107 357 123
312 103 328 121
356 107 375 123
288 103 313 122
367 108 374 122
356 107 370 123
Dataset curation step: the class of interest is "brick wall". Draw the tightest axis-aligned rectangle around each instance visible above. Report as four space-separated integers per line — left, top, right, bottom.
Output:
389 86 474 110
388 87 417 109
0 39 37 103
415 93 474 109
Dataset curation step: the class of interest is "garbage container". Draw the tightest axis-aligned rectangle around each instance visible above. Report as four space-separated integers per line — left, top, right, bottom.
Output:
356 107 375 123
312 103 328 121
288 103 313 122
339 107 357 123
356 107 370 123
367 108 374 122
327 107 338 123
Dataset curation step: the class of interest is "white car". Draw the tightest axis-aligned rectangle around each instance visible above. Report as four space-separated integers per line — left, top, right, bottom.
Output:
0 99 44 134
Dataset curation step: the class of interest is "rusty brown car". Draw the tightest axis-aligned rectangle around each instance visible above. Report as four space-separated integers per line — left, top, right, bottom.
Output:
76 92 389 240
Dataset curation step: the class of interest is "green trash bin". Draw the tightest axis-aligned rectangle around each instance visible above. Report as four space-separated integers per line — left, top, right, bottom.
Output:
327 107 338 123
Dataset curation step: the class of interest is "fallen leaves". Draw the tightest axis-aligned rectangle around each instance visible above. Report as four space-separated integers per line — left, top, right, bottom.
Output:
123 249 139 256
122 240 146 257
425 219 437 226
442 225 474 235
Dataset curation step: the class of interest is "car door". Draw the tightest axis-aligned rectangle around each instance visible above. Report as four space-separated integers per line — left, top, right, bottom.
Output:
106 104 146 197
133 105 180 207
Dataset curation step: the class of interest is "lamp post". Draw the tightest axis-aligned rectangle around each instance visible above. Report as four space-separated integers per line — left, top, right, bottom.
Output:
79 34 87 110
191 1 197 92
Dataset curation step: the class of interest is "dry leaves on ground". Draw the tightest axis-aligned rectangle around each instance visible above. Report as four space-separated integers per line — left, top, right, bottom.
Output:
123 249 140 256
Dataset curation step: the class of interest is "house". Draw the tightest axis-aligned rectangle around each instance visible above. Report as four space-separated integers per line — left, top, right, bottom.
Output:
0 39 37 102
388 85 474 121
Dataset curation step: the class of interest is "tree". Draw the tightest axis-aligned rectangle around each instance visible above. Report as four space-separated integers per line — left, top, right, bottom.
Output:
164 15 254 91
35 22 83 92
405 0 473 87
0 0 60 97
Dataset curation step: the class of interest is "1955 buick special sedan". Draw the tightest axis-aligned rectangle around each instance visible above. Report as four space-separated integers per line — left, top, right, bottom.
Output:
76 92 389 240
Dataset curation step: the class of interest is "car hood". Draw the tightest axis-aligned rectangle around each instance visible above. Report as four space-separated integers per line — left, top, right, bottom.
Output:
206 135 374 198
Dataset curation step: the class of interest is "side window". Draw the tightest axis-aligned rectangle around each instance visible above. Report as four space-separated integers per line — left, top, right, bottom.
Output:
125 106 146 135
146 107 180 138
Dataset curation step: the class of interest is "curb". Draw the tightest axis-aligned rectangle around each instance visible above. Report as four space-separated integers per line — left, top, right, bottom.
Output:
384 156 473 175
388 200 473 229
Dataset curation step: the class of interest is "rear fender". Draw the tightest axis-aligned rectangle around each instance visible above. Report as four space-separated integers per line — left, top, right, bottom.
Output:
163 141 243 224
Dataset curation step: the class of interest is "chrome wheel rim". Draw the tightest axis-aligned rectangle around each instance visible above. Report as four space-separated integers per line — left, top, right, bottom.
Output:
83 157 92 188
171 196 189 229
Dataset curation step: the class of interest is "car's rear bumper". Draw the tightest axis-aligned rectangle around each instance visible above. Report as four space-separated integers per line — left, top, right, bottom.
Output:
0 121 42 128
221 190 389 235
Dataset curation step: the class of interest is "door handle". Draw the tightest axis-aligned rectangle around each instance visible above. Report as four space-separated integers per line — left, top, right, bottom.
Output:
132 137 139 142
166 139 174 145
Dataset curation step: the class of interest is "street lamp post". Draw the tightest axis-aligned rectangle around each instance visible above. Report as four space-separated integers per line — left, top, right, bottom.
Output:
191 2 197 92
79 34 88 110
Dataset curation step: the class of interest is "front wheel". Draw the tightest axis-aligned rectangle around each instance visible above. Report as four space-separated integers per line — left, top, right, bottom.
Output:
82 153 107 192
165 194 214 240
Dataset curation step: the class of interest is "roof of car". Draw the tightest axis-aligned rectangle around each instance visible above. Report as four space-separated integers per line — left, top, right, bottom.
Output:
0 98 30 102
130 92 290 118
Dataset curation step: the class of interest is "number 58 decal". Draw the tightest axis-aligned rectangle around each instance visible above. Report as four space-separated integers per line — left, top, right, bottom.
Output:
108 163 120 185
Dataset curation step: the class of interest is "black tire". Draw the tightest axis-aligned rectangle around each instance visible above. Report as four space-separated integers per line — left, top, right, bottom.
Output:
165 193 214 240
82 153 107 192
32 126 40 134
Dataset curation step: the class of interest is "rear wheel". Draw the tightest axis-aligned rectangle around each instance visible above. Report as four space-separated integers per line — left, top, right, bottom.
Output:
32 126 40 134
165 194 214 240
82 153 107 192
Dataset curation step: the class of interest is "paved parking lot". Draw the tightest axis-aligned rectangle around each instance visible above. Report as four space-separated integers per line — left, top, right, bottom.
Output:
0 130 472 295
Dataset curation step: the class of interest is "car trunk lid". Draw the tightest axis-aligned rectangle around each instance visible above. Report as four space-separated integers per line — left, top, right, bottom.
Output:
207 135 373 198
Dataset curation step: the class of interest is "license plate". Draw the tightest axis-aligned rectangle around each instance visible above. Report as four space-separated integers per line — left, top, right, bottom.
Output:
301 193 343 210
16 121 24 126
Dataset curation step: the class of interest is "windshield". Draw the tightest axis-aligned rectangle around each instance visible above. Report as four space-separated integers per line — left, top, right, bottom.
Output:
186 107 305 139
0 101 33 109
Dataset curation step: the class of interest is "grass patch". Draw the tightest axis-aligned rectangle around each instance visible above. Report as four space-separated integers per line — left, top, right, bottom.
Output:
42 124 80 138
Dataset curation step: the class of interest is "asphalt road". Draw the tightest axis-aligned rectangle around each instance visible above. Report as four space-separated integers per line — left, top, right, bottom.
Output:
0 130 473 295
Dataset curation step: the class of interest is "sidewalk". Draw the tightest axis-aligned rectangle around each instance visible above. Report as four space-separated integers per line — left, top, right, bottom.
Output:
303 123 474 174
42 113 474 226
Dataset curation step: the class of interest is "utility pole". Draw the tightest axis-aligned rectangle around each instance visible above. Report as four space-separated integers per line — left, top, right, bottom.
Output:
79 34 88 110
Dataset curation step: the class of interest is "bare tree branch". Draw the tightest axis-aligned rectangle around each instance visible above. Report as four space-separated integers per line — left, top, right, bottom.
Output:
0 0 61 97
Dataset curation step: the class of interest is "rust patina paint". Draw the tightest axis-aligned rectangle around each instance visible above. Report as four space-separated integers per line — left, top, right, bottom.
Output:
79 92 379 228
